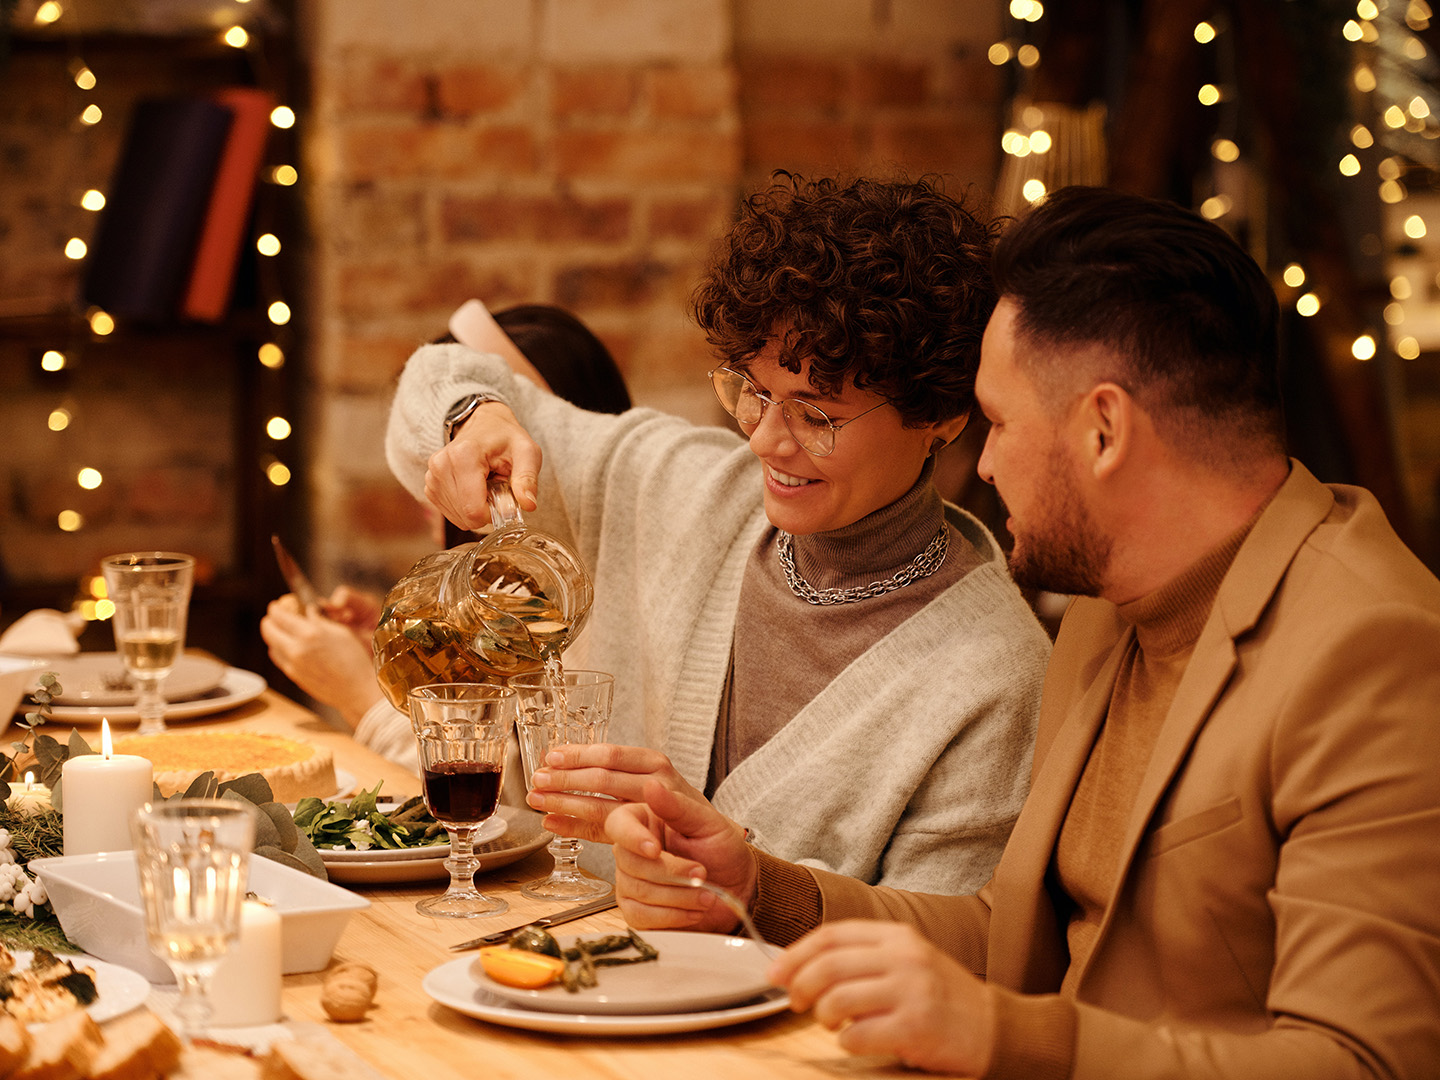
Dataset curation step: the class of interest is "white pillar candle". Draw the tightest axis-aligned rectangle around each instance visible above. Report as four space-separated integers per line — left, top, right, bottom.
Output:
208 900 283 1026
61 720 154 856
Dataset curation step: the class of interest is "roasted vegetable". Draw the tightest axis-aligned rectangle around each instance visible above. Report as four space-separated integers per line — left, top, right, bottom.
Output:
507 925 563 959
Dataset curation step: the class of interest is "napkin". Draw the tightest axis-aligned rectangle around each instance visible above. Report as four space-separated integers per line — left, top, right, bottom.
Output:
0 609 84 656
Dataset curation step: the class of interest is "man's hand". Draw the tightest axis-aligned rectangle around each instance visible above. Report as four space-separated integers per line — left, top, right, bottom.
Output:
605 780 757 934
424 401 542 529
769 921 997 1076
527 744 706 844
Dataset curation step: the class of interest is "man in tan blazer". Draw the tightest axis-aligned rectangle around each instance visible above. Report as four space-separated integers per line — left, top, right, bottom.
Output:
589 186 1440 1078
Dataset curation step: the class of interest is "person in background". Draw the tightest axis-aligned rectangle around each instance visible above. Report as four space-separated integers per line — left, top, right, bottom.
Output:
258 302 630 772
386 173 1052 893
600 185 1440 1079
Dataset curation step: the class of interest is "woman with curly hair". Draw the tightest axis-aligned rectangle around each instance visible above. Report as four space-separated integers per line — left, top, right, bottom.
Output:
384 174 1051 893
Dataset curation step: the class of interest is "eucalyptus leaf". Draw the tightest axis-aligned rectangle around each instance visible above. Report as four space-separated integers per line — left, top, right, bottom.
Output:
256 801 299 850
219 773 275 806
65 730 95 759
180 773 220 799
253 846 315 877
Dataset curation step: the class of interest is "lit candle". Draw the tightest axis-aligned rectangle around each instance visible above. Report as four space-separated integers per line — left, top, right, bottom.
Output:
61 719 153 856
6 772 53 817
208 899 283 1026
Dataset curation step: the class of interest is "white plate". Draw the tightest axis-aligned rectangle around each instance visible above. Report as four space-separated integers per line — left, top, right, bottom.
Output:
424 955 789 1034
7 950 150 1027
473 930 772 1015
36 653 228 706
324 806 547 885
40 668 267 724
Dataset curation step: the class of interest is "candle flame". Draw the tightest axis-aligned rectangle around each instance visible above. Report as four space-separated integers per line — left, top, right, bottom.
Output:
23 772 34 788
101 718 113 758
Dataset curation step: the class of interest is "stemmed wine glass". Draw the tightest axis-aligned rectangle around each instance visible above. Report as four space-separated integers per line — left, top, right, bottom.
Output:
131 799 257 1040
407 682 516 918
512 669 614 902
101 552 195 735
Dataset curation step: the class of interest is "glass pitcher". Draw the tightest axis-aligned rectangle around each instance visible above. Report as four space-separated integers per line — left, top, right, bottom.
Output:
373 479 595 710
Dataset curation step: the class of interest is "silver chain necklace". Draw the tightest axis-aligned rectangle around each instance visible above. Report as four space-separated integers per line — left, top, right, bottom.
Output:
777 525 950 606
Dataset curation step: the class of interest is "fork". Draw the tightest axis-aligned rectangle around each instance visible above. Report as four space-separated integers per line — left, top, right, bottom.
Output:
678 877 781 961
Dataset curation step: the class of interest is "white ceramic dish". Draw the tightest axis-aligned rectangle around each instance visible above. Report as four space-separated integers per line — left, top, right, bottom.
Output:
36 653 228 706
473 931 773 1015
30 849 369 984
39 668 267 724
6 949 150 1028
323 806 546 885
424 956 790 1034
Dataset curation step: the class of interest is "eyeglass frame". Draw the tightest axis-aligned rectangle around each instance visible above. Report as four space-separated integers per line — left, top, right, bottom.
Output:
708 366 890 457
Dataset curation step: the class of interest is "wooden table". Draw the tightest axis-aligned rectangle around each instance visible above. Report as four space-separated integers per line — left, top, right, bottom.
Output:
185 689 907 1080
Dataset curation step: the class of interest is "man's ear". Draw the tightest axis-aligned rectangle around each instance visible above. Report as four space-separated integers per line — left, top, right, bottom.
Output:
1079 382 1131 479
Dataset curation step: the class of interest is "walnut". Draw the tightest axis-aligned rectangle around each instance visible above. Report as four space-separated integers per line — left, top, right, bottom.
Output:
319 962 377 1022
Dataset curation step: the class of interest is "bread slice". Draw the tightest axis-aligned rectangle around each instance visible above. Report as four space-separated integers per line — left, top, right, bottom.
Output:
85 1007 183 1080
166 1044 261 1080
0 1012 34 1075
260 1038 393 1080
12 1009 103 1080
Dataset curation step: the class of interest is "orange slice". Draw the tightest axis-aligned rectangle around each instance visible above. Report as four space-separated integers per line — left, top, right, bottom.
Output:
478 946 565 989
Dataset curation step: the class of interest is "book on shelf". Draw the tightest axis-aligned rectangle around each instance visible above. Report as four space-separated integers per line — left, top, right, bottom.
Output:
182 87 276 323
80 97 234 323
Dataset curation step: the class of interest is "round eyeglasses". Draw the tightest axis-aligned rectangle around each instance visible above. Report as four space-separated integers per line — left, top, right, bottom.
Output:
708 366 889 457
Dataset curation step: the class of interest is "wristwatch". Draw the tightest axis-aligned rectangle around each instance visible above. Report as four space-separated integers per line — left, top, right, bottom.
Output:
443 392 505 442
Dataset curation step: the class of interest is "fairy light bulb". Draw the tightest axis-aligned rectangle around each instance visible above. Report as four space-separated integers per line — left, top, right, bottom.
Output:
1351 124 1374 148
1016 44 1040 67
224 25 249 48
1391 275 1413 300
1410 96 1431 119
81 189 105 210
72 65 95 90
1352 335 1377 361
89 310 114 335
1343 19 1363 40
33 2 62 25
1212 138 1240 162
265 460 291 486
256 233 281 256
1339 153 1362 176
1297 293 1321 317
267 301 292 325
1283 264 1305 287
1384 302 1405 325
987 42 1012 65
1397 337 1421 359
1404 36 1428 59
270 106 296 129
48 407 71 431
1029 130 1052 153
1404 215 1427 238
1022 179 1047 203
1357 0 1379 17
77 467 102 490
1194 21 1216 43
57 510 82 532
1379 179 1407 203
266 416 292 440
64 238 86 259
41 350 66 371
258 343 284 369
79 104 102 125
1198 84 1222 106
271 165 298 185
1355 65 1377 92
1385 105 1407 128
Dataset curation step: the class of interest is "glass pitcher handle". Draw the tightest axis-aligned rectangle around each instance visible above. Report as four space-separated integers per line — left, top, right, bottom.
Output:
486 475 524 530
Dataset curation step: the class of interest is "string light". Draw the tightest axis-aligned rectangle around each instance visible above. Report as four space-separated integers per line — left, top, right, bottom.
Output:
1404 214 1427 238
1283 264 1306 287
1016 44 1040 67
1198 84 1222 106
223 26 249 48
1022 179 1047 202
79 104 101 125
33 2 62 25
269 106 296 129
1384 302 1406 325
76 468 102 490
1212 138 1240 162
1355 65 1378 92
271 164 298 186
80 189 105 211
1358 0 1380 18
1397 337 1421 359
256 233 281 256
1390 276 1413 299
57 511 83 533
267 301 292 325
41 350 66 371
987 42 1012 65
48 408 72 431
64 237 87 259
1344 19 1364 41
266 417 292 440
1297 293 1322 317
1339 153 1362 176
264 459 292 486
258 344 285 369
1199 195 1232 220
1194 21 1216 44
1352 334 1377 360
1351 124 1374 147
88 310 114 335
71 65 94 90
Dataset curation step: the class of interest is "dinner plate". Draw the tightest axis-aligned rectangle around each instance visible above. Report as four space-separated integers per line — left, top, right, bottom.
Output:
318 814 506 863
7 950 150 1027
40 667 267 723
36 653 228 706
423 956 790 1035
324 805 547 885
473 931 772 1015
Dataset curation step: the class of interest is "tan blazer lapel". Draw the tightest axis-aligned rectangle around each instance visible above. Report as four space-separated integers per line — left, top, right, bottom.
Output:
1077 461 1337 981
987 623 1129 989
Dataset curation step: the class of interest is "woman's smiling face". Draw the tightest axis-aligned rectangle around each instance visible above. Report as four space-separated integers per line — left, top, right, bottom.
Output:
736 340 960 535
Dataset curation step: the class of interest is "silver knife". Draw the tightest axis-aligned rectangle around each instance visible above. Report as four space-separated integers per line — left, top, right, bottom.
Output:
449 895 619 951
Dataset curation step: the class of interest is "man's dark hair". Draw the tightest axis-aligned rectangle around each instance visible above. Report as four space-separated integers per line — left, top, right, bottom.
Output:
494 304 632 415
991 185 1285 451
692 172 1000 427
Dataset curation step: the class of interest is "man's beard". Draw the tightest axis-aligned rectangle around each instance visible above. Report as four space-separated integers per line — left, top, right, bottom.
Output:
1005 445 1111 597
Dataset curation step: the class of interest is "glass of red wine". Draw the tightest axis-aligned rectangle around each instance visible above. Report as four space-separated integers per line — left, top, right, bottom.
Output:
407 682 516 918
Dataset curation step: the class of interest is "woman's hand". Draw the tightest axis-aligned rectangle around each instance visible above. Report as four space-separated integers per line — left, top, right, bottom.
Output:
605 779 757 934
526 743 706 844
259 594 384 729
423 401 543 529
768 921 997 1076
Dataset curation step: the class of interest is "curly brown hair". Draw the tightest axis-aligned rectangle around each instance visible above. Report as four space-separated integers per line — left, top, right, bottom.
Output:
692 172 1000 427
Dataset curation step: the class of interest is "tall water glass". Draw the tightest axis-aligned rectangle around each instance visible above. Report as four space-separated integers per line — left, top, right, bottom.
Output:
132 799 256 1040
407 683 516 919
512 669 614 901
101 552 195 735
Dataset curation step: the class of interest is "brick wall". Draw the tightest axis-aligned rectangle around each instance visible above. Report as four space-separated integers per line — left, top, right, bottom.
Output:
303 0 1008 595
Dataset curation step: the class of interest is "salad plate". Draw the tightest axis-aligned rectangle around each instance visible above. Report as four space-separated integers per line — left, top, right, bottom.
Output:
37 653 228 707
424 949 789 1034
471 931 773 1015
321 805 545 884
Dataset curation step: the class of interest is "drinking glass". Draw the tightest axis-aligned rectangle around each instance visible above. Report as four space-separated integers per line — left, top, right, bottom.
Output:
132 799 256 1040
101 552 195 735
512 669 614 901
407 683 516 918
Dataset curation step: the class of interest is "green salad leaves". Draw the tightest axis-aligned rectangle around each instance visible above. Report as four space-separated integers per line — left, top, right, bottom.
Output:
292 783 447 852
